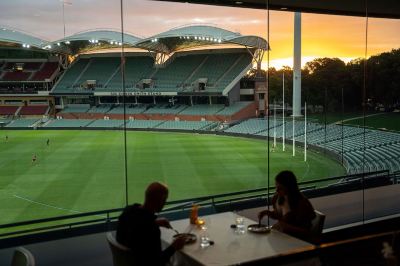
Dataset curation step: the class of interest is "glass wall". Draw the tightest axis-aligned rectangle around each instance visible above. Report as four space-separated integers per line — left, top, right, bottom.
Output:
0 0 399 234
364 16 400 221
0 0 126 226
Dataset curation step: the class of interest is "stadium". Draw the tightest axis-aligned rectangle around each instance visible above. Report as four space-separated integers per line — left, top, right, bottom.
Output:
1 24 400 223
0 3 400 263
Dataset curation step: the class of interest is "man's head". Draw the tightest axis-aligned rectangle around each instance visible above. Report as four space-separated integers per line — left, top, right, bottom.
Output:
144 182 169 213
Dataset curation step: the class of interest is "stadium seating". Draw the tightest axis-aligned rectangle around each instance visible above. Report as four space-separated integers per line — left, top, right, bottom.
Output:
125 119 163 129
0 61 59 82
156 120 213 130
107 104 148 115
59 104 90 114
19 106 48 116
52 51 251 94
6 119 38 128
75 57 120 88
31 62 59 81
2 71 31 81
152 54 207 91
225 119 400 174
179 104 225 115
216 102 253 116
44 119 94 128
53 59 90 93
144 104 187 115
87 119 124 128
87 105 112 114
0 106 19 115
105 56 154 91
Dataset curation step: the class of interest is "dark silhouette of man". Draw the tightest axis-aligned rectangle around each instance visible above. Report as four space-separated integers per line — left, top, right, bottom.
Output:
116 182 186 265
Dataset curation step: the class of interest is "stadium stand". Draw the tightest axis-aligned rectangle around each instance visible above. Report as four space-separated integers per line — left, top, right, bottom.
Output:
156 120 213 130
31 62 59 81
216 102 253 116
225 118 276 135
107 104 148 115
0 106 19 115
0 61 59 82
224 119 400 174
2 71 31 81
19 105 48 116
87 105 112 114
59 104 90 114
52 51 251 94
44 119 94 128
75 57 120 89
152 54 207 91
125 119 163 129
6 118 38 127
53 58 90 93
144 104 187 115
179 104 225 115
102 56 154 91
86 119 124 128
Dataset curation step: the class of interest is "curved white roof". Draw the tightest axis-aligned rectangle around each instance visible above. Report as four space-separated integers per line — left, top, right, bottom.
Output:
135 25 269 53
54 29 141 46
0 27 49 49
0 25 268 55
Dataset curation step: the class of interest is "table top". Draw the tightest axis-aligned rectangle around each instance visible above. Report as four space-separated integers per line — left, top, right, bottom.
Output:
161 212 315 266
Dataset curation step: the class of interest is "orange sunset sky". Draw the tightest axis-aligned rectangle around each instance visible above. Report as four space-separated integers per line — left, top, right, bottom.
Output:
0 0 399 69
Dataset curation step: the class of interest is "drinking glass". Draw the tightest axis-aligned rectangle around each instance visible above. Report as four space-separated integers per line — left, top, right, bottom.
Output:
200 225 210 248
235 217 246 234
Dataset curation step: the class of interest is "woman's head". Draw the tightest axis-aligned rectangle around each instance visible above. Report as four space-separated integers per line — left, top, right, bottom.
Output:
275 170 300 198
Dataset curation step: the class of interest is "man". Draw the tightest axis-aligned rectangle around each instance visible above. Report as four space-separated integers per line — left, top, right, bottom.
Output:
46 139 50 146
116 182 186 266
31 154 37 164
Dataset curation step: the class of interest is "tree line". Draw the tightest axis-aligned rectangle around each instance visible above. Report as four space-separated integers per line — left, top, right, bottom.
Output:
248 48 400 112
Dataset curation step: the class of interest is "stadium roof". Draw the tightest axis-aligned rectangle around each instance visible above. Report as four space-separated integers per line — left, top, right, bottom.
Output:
135 25 269 54
53 29 141 46
0 26 67 54
50 29 142 54
0 27 47 48
0 25 268 55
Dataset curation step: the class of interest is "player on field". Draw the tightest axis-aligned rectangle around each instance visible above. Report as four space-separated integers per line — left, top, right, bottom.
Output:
31 154 37 164
46 138 50 146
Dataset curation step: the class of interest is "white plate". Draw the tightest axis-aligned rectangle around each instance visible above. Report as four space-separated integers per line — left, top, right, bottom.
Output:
247 224 271 234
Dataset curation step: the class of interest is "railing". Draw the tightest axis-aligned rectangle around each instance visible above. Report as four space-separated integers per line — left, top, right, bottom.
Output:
0 170 396 244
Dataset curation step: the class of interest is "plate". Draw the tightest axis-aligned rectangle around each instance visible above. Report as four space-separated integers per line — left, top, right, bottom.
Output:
247 224 271 234
173 233 197 244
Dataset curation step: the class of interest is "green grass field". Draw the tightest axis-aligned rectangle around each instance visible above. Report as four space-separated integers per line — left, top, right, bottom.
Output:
0 130 345 225
309 112 400 132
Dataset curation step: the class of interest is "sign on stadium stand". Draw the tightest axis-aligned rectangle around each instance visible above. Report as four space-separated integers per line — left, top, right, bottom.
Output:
94 92 178 96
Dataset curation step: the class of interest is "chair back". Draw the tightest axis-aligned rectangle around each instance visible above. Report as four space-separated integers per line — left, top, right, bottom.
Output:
106 232 133 266
310 210 325 244
11 247 35 266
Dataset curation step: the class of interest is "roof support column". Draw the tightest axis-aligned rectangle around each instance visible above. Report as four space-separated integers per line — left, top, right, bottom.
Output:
293 12 302 117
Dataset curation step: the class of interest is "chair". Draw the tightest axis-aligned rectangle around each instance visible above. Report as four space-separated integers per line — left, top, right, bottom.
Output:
11 247 35 266
310 210 326 244
106 232 132 266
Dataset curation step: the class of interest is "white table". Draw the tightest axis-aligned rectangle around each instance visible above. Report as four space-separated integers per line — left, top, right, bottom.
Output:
161 212 315 266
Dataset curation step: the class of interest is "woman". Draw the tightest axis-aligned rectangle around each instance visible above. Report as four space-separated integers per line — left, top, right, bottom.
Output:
258 170 316 242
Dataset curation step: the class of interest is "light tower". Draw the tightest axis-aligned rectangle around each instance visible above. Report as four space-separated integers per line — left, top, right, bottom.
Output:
292 12 302 117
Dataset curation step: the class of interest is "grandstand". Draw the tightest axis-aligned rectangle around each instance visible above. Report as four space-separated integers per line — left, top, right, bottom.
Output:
223 118 400 174
52 50 252 94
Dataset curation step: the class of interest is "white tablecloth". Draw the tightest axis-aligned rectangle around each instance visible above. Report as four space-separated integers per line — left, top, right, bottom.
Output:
161 212 315 266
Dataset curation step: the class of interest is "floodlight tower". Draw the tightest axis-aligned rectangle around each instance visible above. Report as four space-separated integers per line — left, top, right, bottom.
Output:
292 12 302 117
